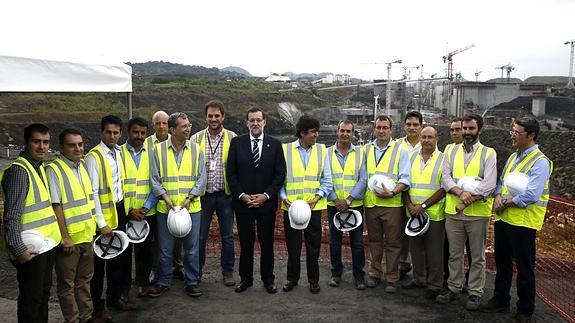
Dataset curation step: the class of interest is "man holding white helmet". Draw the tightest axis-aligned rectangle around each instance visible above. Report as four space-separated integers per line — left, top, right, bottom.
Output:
280 115 332 294
326 120 367 290
438 114 497 311
1 123 62 323
46 128 97 323
402 126 446 300
149 112 206 298
483 117 552 323
120 117 159 298
363 115 411 294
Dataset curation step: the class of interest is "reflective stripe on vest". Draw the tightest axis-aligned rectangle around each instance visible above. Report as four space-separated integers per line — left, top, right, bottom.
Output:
85 146 119 229
327 145 364 207
194 128 236 195
156 140 201 214
47 158 96 244
408 151 445 221
121 144 156 216
282 142 327 211
363 140 403 207
444 144 495 216
11 157 61 245
497 148 552 230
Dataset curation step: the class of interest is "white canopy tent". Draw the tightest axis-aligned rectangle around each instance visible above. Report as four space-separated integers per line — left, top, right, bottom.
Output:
0 55 134 117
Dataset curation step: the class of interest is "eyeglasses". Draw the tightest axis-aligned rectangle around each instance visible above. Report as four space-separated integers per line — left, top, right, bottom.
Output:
509 130 526 136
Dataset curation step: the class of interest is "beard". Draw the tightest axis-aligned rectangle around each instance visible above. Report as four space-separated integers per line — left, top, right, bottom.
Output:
463 133 478 145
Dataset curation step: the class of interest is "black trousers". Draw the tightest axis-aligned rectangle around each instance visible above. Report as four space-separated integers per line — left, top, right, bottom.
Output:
134 215 157 287
284 210 322 284
13 248 55 323
236 205 276 285
494 220 537 315
91 201 133 312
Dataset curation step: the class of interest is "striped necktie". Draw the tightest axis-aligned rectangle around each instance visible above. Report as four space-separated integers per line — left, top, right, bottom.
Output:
252 138 260 168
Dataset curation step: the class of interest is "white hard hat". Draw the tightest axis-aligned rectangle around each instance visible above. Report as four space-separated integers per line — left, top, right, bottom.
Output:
368 174 395 194
504 172 529 196
405 212 430 237
167 206 192 238
288 199 312 230
457 176 482 193
126 219 150 243
333 209 363 232
93 230 130 259
21 230 56 255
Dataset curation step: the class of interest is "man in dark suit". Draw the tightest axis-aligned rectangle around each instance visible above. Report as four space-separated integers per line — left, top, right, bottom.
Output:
226 107 286 294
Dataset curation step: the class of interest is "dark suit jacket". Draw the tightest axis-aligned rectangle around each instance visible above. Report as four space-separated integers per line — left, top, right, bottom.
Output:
226 133 286 213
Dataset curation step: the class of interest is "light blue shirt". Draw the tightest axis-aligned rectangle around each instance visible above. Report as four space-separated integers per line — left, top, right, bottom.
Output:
371 139 411 187
326 143 367 201
495 144 551 208
125 142 158 211
280 140 333 201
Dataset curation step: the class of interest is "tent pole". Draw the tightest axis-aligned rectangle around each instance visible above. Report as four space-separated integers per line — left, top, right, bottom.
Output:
127 92 133 119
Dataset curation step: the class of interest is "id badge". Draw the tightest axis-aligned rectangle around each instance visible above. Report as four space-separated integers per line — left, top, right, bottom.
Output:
210 160 217 171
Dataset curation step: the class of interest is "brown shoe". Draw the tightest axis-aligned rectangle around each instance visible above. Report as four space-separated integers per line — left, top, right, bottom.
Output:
223 273 236 287
111 298 138 311
96 307 114 322
147 284 170 298
185 284 203 297
137 286 151 298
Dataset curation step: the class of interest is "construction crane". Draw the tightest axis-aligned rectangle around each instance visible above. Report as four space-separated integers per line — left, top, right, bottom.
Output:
495 63 515 80
565 39 575 89
443 44 475 80
402 65 423 80
475 70 482 82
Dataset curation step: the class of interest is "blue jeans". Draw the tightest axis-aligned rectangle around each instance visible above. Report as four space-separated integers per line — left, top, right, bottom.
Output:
156 211 201 287
199 191 235 275
327 205 366 281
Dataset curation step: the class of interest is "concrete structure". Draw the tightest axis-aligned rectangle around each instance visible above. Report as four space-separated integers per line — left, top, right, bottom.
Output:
265 73 291 83
532 91 547 117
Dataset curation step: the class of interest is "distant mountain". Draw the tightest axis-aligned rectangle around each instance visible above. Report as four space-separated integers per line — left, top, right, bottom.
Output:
524 76 570 85
220 66 252 77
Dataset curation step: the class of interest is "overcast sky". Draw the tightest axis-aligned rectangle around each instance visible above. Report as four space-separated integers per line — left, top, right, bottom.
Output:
2 0 574 81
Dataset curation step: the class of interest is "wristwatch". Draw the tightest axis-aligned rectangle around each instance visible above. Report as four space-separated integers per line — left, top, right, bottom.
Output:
421 203 427 209
345 199 352 206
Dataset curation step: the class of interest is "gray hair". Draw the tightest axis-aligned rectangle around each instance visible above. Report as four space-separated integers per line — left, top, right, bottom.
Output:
168 112 188 129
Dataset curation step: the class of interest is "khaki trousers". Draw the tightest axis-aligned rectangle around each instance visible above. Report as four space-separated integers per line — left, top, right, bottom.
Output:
409 219 445 291
365 206 402 283
399 209 412 271
445 216 489 297
55 242 94 323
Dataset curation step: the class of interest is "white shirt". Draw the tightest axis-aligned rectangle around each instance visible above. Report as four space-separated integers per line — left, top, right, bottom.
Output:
85 141 123 228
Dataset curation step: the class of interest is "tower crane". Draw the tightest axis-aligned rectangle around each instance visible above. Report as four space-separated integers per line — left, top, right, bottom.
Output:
475 70 482 82
495 63 515 80
443 44 475 80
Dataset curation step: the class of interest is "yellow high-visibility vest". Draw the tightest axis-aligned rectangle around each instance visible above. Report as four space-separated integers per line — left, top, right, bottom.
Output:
85 146 122 229
155 140 202 214
327 145 363 207
408 151 445 221
364 140 404 208
496 148 552 230
46 158 96 244
121 144 156 216
11 157 61 246
444 143 495 217
193 128 236 195
282 142 328 211
444 143 457 157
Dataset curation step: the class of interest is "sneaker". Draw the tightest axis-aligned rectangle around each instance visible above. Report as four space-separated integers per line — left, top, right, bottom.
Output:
436 289 460 304
355 279 366 290
328 276 341 287
147 284 170 298
223 273 236 287
385 283 397 294
466 295 482 311
365 276 380 288
402 279 426 289
481 297 510 313
185 284 202 297
514 312 533 323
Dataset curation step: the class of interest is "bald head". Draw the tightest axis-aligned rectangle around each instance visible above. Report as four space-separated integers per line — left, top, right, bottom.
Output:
420 126 438 153
152 110 169 141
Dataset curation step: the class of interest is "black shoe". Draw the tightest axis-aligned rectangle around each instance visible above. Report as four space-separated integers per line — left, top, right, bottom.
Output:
283 281 298 292
235 281 253 293
514 312 533 323
355 279 366 290
402 279 426 289
480 297 510 313
265 283 277 294
173 270 184 281
309 282 320 294
425 289 440 300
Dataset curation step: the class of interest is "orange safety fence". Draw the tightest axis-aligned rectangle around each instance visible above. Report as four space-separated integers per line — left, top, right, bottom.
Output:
204 197 575 322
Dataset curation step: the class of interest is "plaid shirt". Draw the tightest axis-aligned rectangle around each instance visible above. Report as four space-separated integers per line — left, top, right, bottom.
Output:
203 130 225 193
